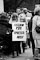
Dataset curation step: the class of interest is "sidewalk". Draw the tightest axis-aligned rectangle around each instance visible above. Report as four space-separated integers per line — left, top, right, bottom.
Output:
6 48 34 60
0 48 34 60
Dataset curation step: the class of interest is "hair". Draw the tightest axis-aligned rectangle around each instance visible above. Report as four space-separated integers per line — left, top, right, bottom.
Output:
34 10 40 16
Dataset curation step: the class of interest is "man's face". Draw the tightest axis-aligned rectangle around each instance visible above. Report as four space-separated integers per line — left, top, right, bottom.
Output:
20 14 25 22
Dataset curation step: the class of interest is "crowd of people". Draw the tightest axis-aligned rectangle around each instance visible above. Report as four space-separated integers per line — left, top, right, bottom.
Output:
8 8 33 57
0 5 40 57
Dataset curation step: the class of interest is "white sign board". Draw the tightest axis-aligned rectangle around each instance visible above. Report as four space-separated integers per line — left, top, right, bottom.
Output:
12 22 26 41
0 0 4 13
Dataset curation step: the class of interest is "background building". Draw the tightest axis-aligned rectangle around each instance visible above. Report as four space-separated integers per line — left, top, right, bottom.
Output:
4 0 40 12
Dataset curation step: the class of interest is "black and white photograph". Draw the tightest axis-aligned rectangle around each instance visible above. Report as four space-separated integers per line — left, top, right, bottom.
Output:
0 0 40 60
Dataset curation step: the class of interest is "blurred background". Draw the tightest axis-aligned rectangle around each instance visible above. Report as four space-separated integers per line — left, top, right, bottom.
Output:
4 0 40 12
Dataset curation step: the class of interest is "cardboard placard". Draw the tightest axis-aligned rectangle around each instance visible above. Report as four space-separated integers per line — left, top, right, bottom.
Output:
12 22 26 41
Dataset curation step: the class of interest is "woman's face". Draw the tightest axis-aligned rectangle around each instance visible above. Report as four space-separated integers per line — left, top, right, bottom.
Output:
12 15 18 22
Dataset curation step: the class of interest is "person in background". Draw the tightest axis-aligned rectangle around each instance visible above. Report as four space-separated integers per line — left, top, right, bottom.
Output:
26 11 32 48
16 8 21 15
28 12 34 48
0 12 10 22
8 9 15 17
18 12 26 53
23 8 27 14
18 12 26 22
28 11 35 56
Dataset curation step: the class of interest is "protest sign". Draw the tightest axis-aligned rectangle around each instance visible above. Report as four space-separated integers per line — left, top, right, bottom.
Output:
12 22 26 41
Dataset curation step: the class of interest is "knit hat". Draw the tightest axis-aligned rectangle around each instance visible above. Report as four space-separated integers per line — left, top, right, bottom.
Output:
34 6 40 14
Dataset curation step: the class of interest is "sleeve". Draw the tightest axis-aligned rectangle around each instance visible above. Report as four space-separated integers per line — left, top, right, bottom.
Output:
32 16 37 32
